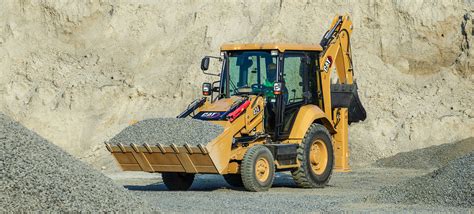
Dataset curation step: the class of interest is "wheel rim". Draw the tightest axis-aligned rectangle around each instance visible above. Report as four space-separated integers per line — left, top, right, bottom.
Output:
310 139 328 175
255 157 270 182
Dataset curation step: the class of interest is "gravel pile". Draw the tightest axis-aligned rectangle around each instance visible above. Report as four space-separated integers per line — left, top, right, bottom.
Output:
374 152 473 207
0 113 153 212
107 118 224 146
375 137 474 169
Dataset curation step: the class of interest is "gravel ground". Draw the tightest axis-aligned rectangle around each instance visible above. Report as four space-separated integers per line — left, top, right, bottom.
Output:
373 152 473 207
0 113 154 212
375 137 474 169
107 118 224 146
109 167 470 213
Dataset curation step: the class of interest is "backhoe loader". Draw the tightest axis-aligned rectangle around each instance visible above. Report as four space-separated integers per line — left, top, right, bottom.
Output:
105 15 366 192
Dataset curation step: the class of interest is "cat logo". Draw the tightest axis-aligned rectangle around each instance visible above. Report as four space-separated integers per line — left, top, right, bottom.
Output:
201 112 221 118
323 56 333 72
253 106 261 115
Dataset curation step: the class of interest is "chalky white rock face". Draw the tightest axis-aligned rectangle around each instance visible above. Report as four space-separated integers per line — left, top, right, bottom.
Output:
0 1 472 169
0 113 153 212
107 118 224 146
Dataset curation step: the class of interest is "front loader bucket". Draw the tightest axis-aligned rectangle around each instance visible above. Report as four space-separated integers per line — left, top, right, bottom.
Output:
105 143 219 173
105 120 241 174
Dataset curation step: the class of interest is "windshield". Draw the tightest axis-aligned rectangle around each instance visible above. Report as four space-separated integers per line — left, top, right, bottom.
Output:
224 51 277 96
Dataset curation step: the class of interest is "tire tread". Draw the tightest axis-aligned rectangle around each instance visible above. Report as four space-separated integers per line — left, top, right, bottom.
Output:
291 123 333 188
241 145 275 192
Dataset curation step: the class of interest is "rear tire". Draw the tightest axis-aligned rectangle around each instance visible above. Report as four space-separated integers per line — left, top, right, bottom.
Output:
223 174 243 187
241 145 275 192
291 124 334 188
162 172 195 191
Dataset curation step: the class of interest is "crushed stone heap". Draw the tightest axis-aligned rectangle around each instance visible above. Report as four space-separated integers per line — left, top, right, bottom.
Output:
0 113 152 212
374 152 473 207
375 137 474 169
106 118 224 146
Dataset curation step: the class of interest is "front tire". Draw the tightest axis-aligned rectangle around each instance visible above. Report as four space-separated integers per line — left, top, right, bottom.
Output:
291 124 334 188
162 172 195 191
241 145 275 192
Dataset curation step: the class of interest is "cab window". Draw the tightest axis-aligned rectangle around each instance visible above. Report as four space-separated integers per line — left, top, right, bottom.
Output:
225 51 277 96
283 55 305 104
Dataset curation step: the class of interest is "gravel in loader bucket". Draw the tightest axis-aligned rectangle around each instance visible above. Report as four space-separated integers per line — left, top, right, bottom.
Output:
107 118 224 146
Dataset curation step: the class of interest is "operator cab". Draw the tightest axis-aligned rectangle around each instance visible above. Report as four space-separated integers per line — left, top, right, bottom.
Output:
207 43 324 140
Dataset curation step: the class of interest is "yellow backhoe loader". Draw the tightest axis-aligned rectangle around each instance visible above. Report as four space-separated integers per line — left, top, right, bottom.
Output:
106 15 366 192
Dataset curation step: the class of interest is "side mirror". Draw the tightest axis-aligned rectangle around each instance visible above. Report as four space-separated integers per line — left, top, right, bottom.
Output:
201 57 210 71
200 56 221 76
202 83 211 96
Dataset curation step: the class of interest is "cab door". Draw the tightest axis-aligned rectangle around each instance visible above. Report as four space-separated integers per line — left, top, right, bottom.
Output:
274 52 317 140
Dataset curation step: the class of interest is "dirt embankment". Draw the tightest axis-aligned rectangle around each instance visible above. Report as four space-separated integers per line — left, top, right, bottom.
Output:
0 1 472 169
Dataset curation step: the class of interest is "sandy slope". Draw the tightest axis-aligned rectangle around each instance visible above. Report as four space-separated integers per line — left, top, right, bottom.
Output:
0 1 472 170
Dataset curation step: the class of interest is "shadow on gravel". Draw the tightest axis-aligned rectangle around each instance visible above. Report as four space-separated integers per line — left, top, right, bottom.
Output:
124 173 299 192
124 182 229 192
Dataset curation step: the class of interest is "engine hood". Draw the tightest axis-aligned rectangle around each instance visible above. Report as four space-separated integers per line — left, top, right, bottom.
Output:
200 96 244 112
193 96 252 121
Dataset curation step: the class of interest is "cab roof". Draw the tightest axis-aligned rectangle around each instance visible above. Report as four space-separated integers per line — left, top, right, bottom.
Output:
220 43 323 52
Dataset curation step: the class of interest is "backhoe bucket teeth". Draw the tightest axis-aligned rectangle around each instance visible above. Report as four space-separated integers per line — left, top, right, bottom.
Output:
104 122 238 174
105 142 220 174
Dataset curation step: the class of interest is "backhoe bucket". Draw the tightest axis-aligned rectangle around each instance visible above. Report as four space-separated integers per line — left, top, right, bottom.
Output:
331 83 367 123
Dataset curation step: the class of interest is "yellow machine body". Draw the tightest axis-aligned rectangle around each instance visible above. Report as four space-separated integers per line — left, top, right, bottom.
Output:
106 15 362 178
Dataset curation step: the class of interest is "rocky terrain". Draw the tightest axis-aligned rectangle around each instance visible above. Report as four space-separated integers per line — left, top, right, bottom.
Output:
0 113 153 212
111 144 473 212
376 137 474 169
0 1 473 211
374 152 473 208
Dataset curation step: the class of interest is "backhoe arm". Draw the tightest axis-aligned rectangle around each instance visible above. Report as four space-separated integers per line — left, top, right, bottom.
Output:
318 15 365 172
318 15 355 118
